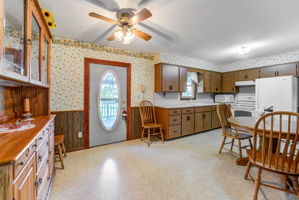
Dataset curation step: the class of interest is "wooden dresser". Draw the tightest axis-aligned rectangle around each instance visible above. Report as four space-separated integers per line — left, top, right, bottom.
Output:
0 115 55 200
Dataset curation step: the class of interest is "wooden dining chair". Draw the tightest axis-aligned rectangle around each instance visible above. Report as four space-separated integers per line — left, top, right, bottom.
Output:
244 111 299 200
217 103 253 158
139 100 164 147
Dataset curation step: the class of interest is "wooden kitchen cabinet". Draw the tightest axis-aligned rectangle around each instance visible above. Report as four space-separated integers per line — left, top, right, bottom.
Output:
0 0 52 87
235 68 260 81
259 66 276 78
13 154 36 200
194 106 212 132
260 63 297 78
181 108 194 136
155 63 179 92
203 71 211 92
210 72 222 92
222 72 237 93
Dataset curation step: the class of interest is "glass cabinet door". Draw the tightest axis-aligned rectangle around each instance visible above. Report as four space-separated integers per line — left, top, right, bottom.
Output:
30 15 41 82
42 36 49 85
3 0 26 76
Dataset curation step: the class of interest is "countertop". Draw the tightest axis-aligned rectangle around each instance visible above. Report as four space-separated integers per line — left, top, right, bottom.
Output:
154 102 219 109
0 115 55 166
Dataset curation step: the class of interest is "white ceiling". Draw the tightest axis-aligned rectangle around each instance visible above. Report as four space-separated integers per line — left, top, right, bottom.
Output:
39 0 299 65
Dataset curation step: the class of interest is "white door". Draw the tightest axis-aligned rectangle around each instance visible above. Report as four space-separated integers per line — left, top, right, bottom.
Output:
89 63 127 147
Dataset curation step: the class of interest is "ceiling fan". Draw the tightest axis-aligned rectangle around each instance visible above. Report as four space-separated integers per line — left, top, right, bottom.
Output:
89 8 153 44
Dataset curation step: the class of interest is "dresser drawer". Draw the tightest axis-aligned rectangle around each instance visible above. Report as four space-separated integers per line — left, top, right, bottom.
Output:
168 126 181 138
14 140 37 179
37 136 49 172
169 115 181 126
168 109 181 116
195 106 211 113
36 154 49 197
182 108 194 114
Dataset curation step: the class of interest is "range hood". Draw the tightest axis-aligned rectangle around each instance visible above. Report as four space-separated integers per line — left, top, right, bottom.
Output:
235 80 255 86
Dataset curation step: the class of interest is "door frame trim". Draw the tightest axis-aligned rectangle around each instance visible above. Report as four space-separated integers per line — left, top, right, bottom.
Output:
84 58 132 149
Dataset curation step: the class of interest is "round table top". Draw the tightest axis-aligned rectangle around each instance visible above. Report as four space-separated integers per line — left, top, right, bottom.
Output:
228 117 259 133
228 116 298 134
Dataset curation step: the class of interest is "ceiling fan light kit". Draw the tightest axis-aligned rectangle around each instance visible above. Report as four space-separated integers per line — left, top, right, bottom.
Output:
89 8 153 44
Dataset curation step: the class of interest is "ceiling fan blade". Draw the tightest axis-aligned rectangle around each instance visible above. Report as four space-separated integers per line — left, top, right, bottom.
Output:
89 12 118 24
107 33 115 41
133 29 152 41
131 8 152 24
137 0 154 9
85 0 120 12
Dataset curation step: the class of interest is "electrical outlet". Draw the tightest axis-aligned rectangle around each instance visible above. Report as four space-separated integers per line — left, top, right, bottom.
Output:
78 131 82 138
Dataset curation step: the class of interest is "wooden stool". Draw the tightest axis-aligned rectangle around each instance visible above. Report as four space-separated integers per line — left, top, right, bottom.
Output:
54 135 67 169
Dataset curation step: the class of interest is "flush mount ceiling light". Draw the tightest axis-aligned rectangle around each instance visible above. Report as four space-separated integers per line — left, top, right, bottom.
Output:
239 46 250 55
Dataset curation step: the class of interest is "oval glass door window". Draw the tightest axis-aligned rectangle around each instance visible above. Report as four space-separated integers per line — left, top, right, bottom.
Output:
98 70 120 131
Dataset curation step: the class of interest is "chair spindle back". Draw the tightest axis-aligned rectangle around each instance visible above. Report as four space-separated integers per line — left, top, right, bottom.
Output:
217 103 233 136
253 112 299 173
139 100 156 126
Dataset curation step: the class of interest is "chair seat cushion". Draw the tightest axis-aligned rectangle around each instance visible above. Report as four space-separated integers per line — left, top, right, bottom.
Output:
144 123 163 129
247 149 299 175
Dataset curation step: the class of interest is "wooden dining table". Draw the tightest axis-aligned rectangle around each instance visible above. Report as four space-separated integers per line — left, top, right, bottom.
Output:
228 116 298 166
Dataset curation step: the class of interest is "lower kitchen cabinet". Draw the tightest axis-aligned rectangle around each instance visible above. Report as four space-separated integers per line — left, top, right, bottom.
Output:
14 154 36 200
194 106 212 132
182 108 195 136
155 106 220 140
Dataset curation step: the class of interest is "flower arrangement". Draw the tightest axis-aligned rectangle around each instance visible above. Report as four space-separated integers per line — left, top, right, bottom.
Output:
42 9 56 29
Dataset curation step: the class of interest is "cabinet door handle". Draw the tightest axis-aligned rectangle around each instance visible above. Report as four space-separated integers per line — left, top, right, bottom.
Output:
244 74 248 79
169 85 173 90
38 155 42 162
187 116 190 121
232 87 234 91
38 137 43 141
18 161 24 166
216 88 218 91
203 113 205 118
38 177 43 185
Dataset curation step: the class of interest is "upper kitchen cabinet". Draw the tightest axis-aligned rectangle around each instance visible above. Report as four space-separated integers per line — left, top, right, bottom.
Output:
154 63 187 92
222 71 237 93
0 0 52 86
203 71 211 92
202 71 222 93
235 68 259 81
210 71 222 92
260 63 297 78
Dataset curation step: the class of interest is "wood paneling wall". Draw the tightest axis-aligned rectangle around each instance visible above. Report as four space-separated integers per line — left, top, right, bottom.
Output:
0 86 19 123
51 107 142 152
0 86 49 124
130 107 142 140
52 111 84 152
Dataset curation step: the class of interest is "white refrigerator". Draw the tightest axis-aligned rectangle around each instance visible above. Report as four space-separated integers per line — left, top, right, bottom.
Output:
256 76 298 113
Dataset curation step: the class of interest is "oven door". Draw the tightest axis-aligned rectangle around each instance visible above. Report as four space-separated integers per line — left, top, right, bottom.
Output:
232 109 253 117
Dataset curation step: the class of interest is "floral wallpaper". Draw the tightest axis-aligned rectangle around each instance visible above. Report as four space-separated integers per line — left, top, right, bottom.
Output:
50 38 155 111
220 50 299 72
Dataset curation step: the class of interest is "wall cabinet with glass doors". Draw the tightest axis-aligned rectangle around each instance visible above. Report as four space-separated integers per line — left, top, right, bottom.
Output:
0 0 52 87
